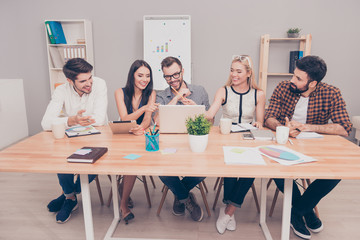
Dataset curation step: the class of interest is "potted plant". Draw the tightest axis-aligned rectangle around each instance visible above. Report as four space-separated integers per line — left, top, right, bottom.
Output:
186 114 211 153
287 28 301 38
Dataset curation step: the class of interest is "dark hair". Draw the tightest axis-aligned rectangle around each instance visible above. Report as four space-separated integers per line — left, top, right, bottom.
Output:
63 58 93 81
296 55 327 83
123 60 153 114
161 56 182 70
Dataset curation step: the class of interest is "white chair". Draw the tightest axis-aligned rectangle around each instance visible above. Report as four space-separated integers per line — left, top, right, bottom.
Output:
352 116 360 146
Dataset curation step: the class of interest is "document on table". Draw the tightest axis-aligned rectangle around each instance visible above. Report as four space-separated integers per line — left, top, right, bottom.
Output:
223 146 266 165
296 132 323 139
256 145 317 166
231 123 257 133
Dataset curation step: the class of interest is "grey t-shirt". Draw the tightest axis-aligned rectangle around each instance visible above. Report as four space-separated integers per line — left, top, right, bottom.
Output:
156 81 210 110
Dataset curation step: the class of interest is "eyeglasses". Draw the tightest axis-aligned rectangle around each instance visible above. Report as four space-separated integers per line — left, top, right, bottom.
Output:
163 70 182 82
232 55 252 68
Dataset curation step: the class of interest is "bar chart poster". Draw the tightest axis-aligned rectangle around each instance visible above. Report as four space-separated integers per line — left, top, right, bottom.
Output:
144 15 191 90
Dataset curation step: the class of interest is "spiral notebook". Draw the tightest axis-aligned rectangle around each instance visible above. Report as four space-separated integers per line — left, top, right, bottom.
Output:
65 125 100 138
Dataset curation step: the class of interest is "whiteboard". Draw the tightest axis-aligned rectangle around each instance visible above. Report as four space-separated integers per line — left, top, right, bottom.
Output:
144 15 191 90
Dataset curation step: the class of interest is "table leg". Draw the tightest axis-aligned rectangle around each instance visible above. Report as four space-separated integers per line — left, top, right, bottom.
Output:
260 178 273 240
80 174 95 240
281 178 293 240
104 174 121 239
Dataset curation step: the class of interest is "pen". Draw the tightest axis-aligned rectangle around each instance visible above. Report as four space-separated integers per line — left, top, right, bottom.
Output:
295 128 301 132
170 86 186 101
288 139 294 145
152 122 157 134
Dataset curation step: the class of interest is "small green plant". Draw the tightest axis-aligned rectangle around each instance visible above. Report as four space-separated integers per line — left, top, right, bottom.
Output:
287 28 301 33
186 114 211 135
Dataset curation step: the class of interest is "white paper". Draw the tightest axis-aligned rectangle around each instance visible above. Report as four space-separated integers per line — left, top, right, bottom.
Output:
256 145 317 166
74 149 92 155
296 132 323 139
223 146 266 165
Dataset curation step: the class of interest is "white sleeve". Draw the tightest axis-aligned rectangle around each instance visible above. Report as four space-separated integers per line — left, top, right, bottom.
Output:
91 78 108 126
41 87 68 131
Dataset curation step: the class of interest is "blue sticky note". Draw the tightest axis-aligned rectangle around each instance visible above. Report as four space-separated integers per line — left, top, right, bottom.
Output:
123 154 141 160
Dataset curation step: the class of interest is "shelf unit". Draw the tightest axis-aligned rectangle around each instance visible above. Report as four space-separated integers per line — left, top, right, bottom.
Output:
45 19 94 94
258 34 312 94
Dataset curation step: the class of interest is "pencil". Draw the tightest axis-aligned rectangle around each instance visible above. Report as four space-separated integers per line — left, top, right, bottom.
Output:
170 86 186 101
152 122 157 134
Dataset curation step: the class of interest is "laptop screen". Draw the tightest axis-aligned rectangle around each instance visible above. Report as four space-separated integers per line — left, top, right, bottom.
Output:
159 105 206 133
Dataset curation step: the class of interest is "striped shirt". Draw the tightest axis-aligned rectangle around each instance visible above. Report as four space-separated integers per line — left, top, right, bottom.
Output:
265 80 352 134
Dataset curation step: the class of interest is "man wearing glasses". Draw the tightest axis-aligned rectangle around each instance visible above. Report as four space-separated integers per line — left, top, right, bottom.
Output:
156 56 210 222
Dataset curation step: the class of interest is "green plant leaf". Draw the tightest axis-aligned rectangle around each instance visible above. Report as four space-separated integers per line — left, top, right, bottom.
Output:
287 28 301 33
185 114 211 135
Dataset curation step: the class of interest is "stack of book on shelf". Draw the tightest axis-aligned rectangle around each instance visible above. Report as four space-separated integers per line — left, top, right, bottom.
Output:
63 46 86 61
289 51 304 73
45 21 67 44
49 45 87 68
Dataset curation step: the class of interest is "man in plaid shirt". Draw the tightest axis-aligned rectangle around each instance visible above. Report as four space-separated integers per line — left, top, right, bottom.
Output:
265 55 352 239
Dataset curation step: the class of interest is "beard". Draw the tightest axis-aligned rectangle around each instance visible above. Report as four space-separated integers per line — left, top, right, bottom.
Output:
73 83 91 95
289 82 309 94
171 79 183 91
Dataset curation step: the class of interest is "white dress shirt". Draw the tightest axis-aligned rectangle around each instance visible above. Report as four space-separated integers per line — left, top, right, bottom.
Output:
41 76 108 130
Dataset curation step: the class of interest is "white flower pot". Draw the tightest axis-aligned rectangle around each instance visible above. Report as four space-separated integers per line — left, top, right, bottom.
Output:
188 134 209 153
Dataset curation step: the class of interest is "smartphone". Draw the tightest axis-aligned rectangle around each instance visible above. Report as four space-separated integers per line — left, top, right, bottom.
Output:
242 132 254 140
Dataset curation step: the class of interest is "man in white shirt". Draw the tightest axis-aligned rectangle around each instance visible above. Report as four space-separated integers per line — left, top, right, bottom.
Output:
41 58 108 223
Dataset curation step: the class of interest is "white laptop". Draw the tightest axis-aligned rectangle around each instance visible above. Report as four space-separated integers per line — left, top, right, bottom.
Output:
159 105 206 133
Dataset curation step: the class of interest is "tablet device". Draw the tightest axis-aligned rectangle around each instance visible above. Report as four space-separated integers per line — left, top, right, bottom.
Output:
108 120 137 134
159 105 206 133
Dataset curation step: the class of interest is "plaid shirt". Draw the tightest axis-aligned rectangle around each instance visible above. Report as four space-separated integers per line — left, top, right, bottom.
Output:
265 80 352 134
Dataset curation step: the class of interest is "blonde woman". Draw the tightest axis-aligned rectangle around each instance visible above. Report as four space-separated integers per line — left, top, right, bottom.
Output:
206 55 265 234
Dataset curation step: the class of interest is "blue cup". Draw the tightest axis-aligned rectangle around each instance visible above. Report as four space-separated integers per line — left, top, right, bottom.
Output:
145 133 159 152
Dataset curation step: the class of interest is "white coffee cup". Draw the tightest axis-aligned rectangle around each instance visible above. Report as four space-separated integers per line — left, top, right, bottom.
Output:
276 126 290 144
219 118 232 135
51 121 66 139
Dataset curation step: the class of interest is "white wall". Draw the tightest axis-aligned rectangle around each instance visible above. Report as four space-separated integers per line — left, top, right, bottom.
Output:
1 0 359 140
0 79 28 149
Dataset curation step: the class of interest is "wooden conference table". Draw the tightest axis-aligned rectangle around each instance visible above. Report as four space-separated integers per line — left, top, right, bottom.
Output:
1 126 360 240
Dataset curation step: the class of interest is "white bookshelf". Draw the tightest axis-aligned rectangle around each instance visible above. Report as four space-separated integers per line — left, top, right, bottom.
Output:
45 19 94 94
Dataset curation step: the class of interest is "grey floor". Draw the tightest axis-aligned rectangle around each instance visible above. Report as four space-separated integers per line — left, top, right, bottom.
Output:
0 173 359 240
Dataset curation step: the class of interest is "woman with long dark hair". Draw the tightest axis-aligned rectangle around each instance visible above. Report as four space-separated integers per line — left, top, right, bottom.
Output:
114 60 158 223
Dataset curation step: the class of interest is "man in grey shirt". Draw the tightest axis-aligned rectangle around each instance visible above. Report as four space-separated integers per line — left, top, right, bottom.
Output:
156 56 210 222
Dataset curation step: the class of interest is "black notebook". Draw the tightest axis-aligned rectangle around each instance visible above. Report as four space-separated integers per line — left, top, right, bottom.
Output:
67 147 108 163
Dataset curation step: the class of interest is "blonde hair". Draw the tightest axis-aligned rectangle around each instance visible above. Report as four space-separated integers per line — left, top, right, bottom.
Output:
225 55 260 90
